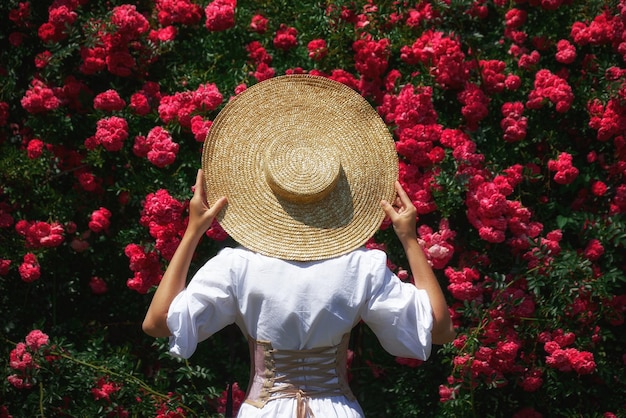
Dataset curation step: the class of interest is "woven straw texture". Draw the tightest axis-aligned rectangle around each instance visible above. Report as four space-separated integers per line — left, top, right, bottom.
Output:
202 75 398 261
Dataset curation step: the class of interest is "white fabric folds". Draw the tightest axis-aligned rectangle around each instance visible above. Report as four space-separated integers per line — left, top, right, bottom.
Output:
167 246 433 417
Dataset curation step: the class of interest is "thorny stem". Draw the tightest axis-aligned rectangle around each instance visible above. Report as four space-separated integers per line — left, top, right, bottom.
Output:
1 333 197 416
39 381 45 418
51 350 196 414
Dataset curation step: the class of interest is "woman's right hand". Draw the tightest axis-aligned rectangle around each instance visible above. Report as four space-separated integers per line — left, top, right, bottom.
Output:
187 169 227 237
380 181 418 245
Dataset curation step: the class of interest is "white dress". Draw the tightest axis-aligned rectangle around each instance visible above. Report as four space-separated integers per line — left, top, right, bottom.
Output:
167 246 433 417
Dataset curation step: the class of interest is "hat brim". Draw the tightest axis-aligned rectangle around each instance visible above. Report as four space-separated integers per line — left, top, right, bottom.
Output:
202 75 398 261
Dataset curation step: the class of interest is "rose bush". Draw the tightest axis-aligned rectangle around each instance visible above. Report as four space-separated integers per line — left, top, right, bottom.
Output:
1 0 625 416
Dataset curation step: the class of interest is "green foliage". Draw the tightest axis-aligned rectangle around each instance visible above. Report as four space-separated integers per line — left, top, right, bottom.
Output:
1 0 625 416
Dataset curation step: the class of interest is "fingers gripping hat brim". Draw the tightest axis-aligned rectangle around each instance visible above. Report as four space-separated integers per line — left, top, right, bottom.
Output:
202 75 398 261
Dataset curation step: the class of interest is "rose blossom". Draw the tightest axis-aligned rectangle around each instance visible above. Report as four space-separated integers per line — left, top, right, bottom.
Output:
273 24 298 50
16 220 64 248
246 41 272 65
252 62 275 82
9 342 34 371
192 83 223 111
400 30 469 89
190 115 212 142
404 4 434 27
445 266 483 302
518 50 540 70
501 102 527 142
206 219 229 241
479 60 507 94
353 37 390 80
505 74 522 90
520 368 543 392
93 89 126 112
9 2 31 27
111 4 149 38
527 69 574 113
80 46 107 75
38 2 77 43
395 123 443 167
0 259 11 275
438 383 458 402
140 190 183 226
89 276 108 295
583 239 604 261
132 135 150 158
20 79 60 114
76 170 100 192
8 374 33 389
250 14 268 33
130 92 151 115
156 0 202 26
26 139 45 159
216 382 245 416
144 126 179 168
18 253 40 282
457 82 490 131
91 377 120 402
70 237 90 252
417 219 456 269
307 39 328 61
106 50 136 77
205 0 236 32
590 180 608 197
157 91 198 127
505 8 526 29
35 51 53 69
125 243 163 293
90 116 129 152
149 25 178 43
25 330 49 351
555 39 576 64
89 207 112 233
547 152 579 185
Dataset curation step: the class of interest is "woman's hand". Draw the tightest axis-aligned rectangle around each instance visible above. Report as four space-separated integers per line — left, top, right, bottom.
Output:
187 169 227 237
143 169 227 338
381 181 456 345
380 181 418 245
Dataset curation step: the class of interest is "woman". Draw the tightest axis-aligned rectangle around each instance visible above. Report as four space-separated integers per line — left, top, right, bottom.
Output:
143 75 455 417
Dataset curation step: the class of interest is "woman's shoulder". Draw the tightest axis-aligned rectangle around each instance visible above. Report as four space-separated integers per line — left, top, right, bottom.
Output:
213 245 258 260
346 246 389 264
214 245 389 269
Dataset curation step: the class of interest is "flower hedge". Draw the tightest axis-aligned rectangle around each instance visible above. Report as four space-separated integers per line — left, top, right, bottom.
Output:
1 0 625 416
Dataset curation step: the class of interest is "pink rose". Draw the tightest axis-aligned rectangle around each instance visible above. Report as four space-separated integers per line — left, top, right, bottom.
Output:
89 207 112 233
18 253 40 282
205 0 236 32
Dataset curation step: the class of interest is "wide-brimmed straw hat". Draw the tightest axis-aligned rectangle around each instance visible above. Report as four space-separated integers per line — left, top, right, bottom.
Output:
201 74 398 261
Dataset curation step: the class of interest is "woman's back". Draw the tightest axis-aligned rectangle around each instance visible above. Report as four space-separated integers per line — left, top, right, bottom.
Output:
168 246 433 360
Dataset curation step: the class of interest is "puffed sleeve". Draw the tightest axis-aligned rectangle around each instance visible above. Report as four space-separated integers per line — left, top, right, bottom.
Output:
360 250 434 360
167 248 238 359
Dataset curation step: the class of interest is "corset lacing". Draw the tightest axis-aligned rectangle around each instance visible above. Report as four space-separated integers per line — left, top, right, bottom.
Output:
245 333 355 418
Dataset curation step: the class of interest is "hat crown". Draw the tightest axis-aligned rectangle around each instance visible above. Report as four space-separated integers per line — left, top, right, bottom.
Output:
264 138 340 204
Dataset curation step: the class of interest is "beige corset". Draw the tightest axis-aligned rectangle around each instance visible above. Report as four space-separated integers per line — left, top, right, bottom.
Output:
245 333 356 418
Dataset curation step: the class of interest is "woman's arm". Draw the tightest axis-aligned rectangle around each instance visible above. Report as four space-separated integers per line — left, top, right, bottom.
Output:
142 169 227 338
381 181 456 345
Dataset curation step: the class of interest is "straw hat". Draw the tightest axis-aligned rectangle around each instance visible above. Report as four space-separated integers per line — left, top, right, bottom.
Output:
201 75 398 261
